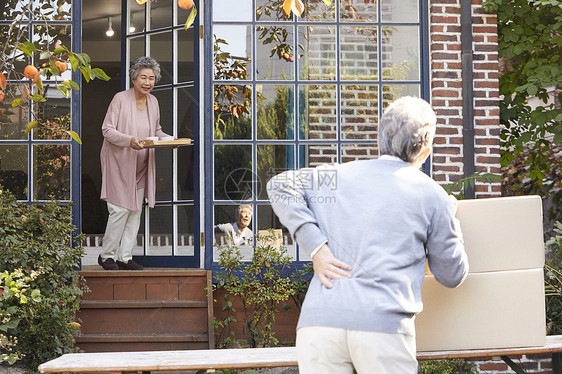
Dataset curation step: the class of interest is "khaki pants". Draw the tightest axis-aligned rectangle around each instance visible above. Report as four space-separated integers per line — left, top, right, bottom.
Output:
296 326 417 374
101 188 144 262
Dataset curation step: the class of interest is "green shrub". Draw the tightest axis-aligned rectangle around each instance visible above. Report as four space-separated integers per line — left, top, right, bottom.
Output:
0 187 87 370
213 230 295 348
418 359 479 374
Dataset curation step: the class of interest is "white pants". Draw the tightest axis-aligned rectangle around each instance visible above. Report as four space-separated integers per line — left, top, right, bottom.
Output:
296 326 417 374
101 189 144 262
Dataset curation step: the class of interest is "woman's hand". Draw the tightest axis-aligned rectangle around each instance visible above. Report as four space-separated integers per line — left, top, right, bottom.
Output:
130 137 144 150
312 244 352 289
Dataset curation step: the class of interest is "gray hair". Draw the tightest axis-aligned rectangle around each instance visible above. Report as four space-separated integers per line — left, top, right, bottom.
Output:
129 56 161 83
378 96 437 163
236 204 253 218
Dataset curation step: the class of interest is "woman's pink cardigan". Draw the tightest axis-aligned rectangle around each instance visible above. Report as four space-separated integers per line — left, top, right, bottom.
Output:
100 88 169 211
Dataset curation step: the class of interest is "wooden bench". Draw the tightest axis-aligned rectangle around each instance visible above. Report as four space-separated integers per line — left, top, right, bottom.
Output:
38 335 562 374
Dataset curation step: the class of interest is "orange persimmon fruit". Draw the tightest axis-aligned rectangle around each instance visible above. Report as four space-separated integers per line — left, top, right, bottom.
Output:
178 0 194 10
0 90 4 103
23 65 40 80
0 72 5 90
55 60 68 74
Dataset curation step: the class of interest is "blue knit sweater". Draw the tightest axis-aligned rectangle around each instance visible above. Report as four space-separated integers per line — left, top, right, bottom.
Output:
267 157 469 336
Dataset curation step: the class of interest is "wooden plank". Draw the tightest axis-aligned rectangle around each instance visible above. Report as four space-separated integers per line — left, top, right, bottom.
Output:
142 138 192 148
206 270 215 350
39 336 562 373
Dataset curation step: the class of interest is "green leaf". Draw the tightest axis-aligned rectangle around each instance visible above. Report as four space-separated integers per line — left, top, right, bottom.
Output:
79 66 91 82
92 68 111 81
64 79 80 90
57 84 69 97
11 98 22 108
66 130 82 144
39 51 52 60
322 0 332 5
69 54 79 71
30 94 47 102
24 121 38 134
53 46 69 54
184 7 197 30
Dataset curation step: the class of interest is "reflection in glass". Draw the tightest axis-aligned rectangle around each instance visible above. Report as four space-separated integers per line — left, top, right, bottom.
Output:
340 0 377 22
381 25 419 81
299 143 338 167
381 0 418 22
213 25 253 80
177 204 195 255
302 0 335 21
147 205 172 256
33 24 71 57
0 85 28 140
214 83 252 140
129 36 145 69
0 145 28 199
382 84 420 110
214 144 253 201
340 26 378 81
33 0 72 20
256 84 294 140
177 28 195 83
341 84 378 141
213 204 254 261
128 0 145 34
299 84 337 140
256 204 295 260
33 85 71 140
0 25 29 73
177 86 196 200
150 0 172 30
149 31 173 85
256 144 294 200
0 0 30 20
33 144 70 200
255 0 291 21
298 25 336 81
256 25 294 80
215 0 252 22
341 143 378 163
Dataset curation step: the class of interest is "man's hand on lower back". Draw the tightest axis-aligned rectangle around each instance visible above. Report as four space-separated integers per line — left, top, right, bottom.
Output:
312 244 352 289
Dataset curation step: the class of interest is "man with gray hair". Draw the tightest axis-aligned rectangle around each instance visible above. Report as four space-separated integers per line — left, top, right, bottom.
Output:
214 204 254 246
267 96 468 373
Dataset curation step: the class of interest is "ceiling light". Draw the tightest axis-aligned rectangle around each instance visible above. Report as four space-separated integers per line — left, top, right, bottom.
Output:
106 17 115 37
129 24 136 33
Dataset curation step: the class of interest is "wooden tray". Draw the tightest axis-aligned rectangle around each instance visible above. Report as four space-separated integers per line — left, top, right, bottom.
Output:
142 138 192 148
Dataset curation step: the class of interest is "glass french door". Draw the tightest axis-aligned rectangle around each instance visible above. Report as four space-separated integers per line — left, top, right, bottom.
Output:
124 0 200 267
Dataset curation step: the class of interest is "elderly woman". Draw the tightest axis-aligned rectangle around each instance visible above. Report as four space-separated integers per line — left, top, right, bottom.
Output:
214 204 254 246
267 96 469 373
98 56 170 271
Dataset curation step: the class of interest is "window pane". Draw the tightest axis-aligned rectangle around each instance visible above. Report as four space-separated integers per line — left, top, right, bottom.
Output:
176 204 195 255
299 84 337 140
128 0 145 34
155 147 173 202
382 84 420 110
177 28 195 83
256 204 295 260
33 24 71 58
177 86 196 200
340 25 378 81
299 143 338 167
147 205 172 255
129 36 145 66
256 144 295 200
0 85 28 140
216 0 252 22
149 31 173 85
151 88 173 135
341 84 378 141
33 144 70 200
214 25 253 80
256 84 294 140
298 25 336 81
381 0 418 23
33 0 71 20
214 144 253 201
303 0 335 22
256 25 294 80
150 0 172 30
0 25 28 72
255 0 291 22
0 145 28 199
214 83 252 140
381 25 419 81
340 0 378 22
33 86 71 140
0 1 30 20
341 143 378 162
213 204 254 261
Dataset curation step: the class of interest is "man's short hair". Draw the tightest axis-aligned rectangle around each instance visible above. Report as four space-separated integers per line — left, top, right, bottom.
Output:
236 204 253 219
378 96 437 164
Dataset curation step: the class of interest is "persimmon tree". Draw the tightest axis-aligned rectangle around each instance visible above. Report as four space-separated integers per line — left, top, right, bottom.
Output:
0 2 110 143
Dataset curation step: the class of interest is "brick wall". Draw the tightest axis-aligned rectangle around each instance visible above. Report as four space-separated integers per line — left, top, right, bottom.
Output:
467 354 554 373
430 0 501 197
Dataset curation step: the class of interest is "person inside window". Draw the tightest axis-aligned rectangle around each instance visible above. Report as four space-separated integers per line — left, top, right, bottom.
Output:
215 204 254 246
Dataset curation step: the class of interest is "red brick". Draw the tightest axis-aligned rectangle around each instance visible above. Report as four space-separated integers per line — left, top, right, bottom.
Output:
433 89 461 98
473 25 497 34
433 52 460 60
477 155 501 163
475 80 498 89
431 43 445 51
